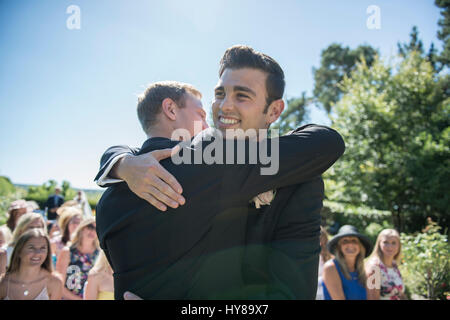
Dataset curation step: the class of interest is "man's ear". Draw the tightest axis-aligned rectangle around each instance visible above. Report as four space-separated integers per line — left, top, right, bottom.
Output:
161 98 177 121
266 99 285 125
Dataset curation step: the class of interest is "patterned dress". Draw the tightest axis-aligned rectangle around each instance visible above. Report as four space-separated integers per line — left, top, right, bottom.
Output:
65 247 99 298
370 257 404 300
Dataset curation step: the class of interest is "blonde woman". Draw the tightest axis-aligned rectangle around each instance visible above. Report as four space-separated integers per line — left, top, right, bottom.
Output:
0 228 62 300
316 226 334 299
0 212 47 274
0 226 13 275
56 218 99 300
0 226 12 250
366 229 406 300
84 250 114 300
50 206 83 266
322 225 372 300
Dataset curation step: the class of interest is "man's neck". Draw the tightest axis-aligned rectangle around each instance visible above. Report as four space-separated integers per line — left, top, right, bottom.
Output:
146 126 175 140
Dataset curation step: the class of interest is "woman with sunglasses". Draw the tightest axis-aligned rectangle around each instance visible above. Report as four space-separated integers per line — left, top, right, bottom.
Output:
55 218 99 300
322 225 372 300
50 206 83 267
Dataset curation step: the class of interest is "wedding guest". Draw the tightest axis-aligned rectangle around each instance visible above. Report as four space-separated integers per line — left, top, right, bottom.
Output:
45 186 64 221
50 206 83 266
0 228 62 300
0 226 12 275
322 225 372 300
26 201 40 213
6 199 29 233
1 212 47 272
316 226 334 299
56 218 99 300
366 229 407 300
84 250 114 300
73 190 93 218
0 226 12 250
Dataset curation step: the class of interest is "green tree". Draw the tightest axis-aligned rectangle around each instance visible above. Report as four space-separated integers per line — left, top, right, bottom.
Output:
275 43 378 134
330 51 449 233
0 176 28 225
0 176 16 196
397 26 424 58
435 0 450 67
398 26 441 72
312 43 378 113
272 93 310 135
26 180 77 208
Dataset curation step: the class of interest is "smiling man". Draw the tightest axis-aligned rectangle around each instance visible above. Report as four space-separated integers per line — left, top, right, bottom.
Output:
95 45 345 299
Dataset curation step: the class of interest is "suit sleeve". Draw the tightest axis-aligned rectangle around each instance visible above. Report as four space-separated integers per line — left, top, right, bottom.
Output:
218 124 345 205
94 145 141 187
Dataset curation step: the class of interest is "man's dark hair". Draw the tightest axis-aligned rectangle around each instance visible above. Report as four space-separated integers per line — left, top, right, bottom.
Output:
219 45 285 113
137 81 201 134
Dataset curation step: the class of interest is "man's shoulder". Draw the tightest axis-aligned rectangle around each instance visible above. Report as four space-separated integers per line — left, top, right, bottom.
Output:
138 137 179 155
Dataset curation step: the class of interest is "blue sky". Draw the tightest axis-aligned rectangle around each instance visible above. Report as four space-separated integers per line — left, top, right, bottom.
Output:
0 0 442 190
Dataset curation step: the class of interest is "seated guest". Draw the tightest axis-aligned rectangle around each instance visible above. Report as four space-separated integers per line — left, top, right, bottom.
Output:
84 250 114 300
365 229 407 300
50 206 83 266
0 226 12 250
322 225 372 300
0 228 63 300
1 212 47 274
6 200 29 233
316 226 334 299
0 226 12 275
56 218 99 300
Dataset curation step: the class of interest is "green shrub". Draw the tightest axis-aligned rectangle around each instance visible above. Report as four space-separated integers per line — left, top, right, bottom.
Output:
400 218 450 300
322 200 393 243
0 176 16 196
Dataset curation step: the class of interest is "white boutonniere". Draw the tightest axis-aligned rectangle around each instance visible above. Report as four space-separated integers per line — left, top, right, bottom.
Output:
251 189 276 209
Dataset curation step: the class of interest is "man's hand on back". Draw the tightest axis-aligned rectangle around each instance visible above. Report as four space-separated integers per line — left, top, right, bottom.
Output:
112 145 185 211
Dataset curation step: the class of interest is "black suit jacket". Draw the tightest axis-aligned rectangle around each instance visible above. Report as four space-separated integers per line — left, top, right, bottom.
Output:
45 194 64 220
242 177 324 299
95 125 345 299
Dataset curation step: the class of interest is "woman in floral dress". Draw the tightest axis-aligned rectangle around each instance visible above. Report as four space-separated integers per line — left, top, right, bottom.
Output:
366 229 407 300
56 218 99 300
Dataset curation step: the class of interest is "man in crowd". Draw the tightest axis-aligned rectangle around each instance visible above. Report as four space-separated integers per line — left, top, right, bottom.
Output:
45 186 64 221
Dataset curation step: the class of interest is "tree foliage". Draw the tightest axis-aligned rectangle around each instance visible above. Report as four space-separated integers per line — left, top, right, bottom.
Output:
435 0 450 67
272 93 310 135
330 51 449 233
0 176 16 196
26 180 77 208
312 43 378 113
275 43 378 135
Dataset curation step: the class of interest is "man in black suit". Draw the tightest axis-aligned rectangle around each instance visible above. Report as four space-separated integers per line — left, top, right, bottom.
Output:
95 45 345 299
45 186 64 221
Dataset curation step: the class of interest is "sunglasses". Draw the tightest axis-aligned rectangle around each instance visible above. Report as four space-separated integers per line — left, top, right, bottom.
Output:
340 238 359 245
85 224 96 230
